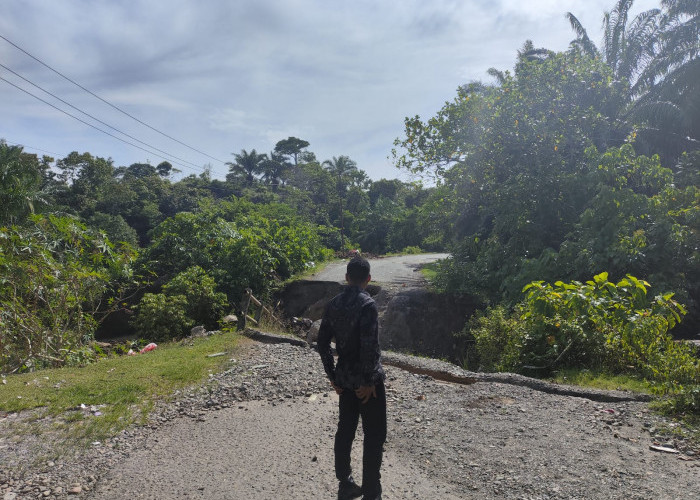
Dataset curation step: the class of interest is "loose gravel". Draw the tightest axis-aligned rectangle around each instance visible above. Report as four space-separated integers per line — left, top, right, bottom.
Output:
1 336 699 500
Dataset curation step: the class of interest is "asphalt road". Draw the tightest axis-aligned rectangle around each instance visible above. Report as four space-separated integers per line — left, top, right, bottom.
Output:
310 253 449 286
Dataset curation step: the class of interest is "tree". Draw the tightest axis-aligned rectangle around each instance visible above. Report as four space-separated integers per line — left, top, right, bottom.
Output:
156 161 173 177
226 149 267 187
0 141 44 224
369 179 404 206
260 152 291 191
567 0 700 162
634 0 700 161
274 137 310 166
322 155 358 250
567 1 662 94
394 49 634 299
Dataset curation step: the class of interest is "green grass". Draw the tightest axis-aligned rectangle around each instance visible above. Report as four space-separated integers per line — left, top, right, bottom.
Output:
420 263 438 282
0 332 239 445
549 368 653 394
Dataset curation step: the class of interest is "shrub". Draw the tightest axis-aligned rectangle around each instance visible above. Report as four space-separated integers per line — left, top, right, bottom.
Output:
519 273 690 377
0 215 135 373
132 293 193 342
462 272 700 413
462 306 522 371
163 266 228 330
142 203 331 302
401 246 423 255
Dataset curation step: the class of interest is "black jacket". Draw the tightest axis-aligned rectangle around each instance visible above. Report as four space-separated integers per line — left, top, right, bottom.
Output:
318 286 385 390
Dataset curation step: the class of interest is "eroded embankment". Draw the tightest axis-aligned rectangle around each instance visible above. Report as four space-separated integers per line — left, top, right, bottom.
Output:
275 280 478 361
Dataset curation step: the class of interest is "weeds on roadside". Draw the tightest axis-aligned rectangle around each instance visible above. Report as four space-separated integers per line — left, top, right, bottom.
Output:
0 333 239 451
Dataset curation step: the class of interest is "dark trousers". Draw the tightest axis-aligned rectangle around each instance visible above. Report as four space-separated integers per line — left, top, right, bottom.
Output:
335 381 387 496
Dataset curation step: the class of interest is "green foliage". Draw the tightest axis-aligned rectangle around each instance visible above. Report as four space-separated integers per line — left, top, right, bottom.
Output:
162 266 228 330
0 135 436 376
142 198 331 301
0 215 135 373
274 137 310 166
463 306 522 371
518 273 688 374
400 246 423 255
226 149 267 187
399 55 699 324
86 212 139 247
132 293 194 342
0 141 45 224
464 273 700 413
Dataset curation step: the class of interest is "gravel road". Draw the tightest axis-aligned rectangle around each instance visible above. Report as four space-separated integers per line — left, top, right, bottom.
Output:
310 254 449 286
4 336 696 500
91 340 700 500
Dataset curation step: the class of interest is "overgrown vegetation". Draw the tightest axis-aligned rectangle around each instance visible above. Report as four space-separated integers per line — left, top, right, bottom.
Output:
0 215 135 373
1 0 698 419
462 273 699 413
392 0 699 414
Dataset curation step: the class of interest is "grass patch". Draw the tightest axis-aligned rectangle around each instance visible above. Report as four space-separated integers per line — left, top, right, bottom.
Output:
0 332 239 445
549 368 653 394
420 263 438 282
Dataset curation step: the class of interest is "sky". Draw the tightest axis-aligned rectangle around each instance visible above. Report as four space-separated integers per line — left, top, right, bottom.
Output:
0 0 660 181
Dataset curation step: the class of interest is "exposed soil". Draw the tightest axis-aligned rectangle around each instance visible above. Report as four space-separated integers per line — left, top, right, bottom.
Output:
2 335 698 500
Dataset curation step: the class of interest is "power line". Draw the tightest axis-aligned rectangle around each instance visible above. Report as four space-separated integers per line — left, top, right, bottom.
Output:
0 139 62 157
0 33 227 165
0 62 205 171
1 76 203 173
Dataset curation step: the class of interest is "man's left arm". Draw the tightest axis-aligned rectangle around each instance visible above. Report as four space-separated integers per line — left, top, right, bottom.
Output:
317 308 336 383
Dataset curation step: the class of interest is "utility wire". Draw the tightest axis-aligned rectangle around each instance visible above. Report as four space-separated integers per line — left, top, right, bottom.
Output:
0 76 202 173
1 139 62 157
0 34 227 165
0 62 204 170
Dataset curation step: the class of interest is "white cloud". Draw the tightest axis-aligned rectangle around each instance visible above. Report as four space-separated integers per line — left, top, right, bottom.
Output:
0 0 667 180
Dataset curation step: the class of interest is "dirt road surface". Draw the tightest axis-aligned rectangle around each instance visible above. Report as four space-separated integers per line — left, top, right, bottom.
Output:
87 340 698 500
310 254 449 286
2 338 699 499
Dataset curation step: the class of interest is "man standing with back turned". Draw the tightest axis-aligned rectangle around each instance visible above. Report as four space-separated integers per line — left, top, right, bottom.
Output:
318 256 386 500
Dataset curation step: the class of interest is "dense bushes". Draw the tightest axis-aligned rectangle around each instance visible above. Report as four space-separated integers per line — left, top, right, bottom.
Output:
0 215 135 373
464 273 700 412
141 199 332 302
132 266 228 342
132 293 194 343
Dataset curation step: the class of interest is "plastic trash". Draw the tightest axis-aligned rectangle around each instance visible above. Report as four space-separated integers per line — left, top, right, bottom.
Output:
139 343 158 354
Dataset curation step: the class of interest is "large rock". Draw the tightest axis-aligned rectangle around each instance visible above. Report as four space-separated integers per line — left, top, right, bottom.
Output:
275 280 343 319
275 280 381 320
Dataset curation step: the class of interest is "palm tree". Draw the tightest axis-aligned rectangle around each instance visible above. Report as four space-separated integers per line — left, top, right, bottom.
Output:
226 149 267 187
567 0 662 96
260 152 290 192
567 0 699 161
322 155 358 250
634 0 700 158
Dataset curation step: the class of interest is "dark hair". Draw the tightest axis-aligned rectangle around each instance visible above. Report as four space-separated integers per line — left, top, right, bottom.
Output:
346 256 370 283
